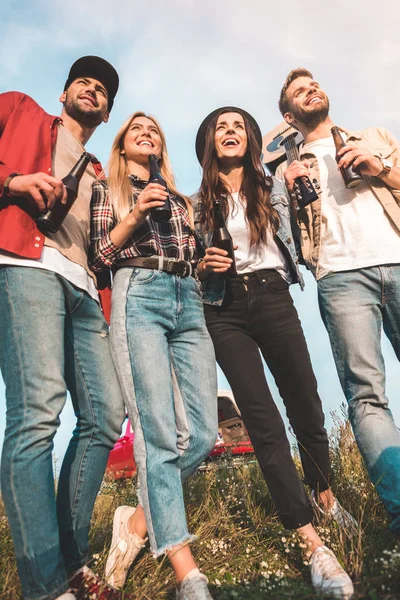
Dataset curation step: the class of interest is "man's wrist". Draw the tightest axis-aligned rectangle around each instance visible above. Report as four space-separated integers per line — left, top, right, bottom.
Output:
3 173 23 196
374 157 392 179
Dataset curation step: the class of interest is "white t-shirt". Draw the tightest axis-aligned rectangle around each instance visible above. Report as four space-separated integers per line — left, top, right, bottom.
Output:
303 136 400 280
227 192 291 282
0 247 98 300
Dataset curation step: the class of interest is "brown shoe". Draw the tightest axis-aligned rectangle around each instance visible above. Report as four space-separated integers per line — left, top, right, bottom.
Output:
69 566 121 600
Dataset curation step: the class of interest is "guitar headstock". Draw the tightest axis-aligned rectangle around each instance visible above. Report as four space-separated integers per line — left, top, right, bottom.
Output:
262 121 304 170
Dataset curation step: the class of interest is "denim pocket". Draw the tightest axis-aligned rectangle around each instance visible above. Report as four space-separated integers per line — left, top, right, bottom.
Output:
129 267 158 286
256 271 289 292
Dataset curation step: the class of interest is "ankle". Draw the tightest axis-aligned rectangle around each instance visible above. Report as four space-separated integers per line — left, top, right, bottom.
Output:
308 540 324 557
314 488 335 511
296 523 324 557
179 567 201 583
127 506 147 539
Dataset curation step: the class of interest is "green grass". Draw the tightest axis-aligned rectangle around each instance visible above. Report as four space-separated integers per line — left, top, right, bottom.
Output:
1 415 400 599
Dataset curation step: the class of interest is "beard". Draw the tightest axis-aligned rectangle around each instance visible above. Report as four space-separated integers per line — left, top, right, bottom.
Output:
63 95 106 128
291 97 330 129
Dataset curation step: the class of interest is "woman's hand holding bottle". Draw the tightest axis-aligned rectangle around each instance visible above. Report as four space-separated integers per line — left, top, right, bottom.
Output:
128 183 168 228
109 183 168 249
198 246 238 280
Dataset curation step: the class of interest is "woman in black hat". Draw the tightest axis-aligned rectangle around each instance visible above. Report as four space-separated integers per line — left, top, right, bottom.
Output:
194 107 355 599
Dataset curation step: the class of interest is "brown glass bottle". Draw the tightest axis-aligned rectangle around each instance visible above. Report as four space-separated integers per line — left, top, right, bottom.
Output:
148 154 172 222
211 200 237 277
36 152 91 234
331 126 362 189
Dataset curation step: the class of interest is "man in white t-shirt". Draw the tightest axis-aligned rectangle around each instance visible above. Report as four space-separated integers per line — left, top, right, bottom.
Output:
275 67 400 538
0 57 124 600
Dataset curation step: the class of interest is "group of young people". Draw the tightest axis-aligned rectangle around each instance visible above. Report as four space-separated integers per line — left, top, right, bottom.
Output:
0 56 399 600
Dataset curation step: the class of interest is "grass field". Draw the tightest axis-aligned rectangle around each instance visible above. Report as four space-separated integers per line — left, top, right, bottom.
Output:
1 415 399 599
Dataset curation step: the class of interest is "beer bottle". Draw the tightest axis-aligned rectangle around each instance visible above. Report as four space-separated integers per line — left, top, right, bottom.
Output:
331 127 362 189
212 200 237 277
36 152 91 235
148 154 172 222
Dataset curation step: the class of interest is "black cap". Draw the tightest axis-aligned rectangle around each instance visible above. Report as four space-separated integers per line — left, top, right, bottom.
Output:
64 56 119 111
195 106 262 164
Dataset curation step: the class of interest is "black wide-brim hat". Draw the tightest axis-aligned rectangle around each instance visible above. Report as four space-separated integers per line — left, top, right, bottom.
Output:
64 56 119 111
195 106 262 165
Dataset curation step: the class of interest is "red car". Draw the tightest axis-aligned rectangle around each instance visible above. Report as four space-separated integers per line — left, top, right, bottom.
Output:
106 390 254 480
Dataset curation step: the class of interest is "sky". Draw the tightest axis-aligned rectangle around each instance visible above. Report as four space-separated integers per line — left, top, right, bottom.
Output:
1 0 400 468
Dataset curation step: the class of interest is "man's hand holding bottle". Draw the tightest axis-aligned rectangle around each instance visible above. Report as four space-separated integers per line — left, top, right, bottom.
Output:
7 172 67 212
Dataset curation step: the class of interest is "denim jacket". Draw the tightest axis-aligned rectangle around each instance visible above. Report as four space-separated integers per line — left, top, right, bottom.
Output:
192 176 304 306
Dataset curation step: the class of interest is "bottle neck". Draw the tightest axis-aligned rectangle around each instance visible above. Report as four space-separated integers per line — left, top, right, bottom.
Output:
213 201 226 228
69 152 91 179
148 154 161 179
331 127 345 151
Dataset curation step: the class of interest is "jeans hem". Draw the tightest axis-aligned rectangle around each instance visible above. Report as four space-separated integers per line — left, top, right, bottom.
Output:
279 505 313 530
66 560 86 578
304 480 330 494
25 581 69 600
151 534 198 558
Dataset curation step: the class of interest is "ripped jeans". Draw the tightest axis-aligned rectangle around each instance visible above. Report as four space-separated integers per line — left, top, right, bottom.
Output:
110 268 218 556
0 266 125 600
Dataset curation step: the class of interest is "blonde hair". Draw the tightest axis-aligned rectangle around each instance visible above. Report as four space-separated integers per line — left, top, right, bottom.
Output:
107 111 192 224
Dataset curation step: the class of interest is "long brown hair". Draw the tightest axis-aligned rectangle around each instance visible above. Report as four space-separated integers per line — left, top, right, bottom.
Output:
107 111 187 223
198 111 278 246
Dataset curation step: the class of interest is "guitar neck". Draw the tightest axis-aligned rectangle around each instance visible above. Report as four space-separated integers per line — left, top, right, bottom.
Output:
283 134 300 165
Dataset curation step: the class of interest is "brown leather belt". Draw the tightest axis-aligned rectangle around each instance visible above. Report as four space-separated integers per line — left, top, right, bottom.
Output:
114 256 193 278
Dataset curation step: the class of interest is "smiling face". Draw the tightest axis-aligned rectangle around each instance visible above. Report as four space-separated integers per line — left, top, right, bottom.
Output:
284 76 330 129
122 116 163 164
60 77 109 127
214 112 248 164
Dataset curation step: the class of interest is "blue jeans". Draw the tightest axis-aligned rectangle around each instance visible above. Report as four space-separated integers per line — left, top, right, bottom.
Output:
318 265 400 532
110 268 218 556
0 267 125 600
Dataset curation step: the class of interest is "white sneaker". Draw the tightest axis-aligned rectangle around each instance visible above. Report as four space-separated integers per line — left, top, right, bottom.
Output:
105 505 147 589
176 569 214 600
310 545 354 599
311 491 358 532
56 594 76 600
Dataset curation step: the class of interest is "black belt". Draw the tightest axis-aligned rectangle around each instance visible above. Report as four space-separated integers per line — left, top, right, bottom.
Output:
114 256 193 278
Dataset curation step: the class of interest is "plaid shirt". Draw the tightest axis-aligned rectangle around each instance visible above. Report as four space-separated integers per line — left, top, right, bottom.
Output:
89 175 197 272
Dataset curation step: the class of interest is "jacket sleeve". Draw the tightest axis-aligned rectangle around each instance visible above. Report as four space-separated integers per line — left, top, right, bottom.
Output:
0 92 26 194
190 192 207 256
275 160 287 182
271 174 306 267
88 180 123 271
383 128 400 202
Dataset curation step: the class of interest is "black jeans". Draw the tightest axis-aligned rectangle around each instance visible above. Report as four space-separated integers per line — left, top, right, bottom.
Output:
204 269 330 529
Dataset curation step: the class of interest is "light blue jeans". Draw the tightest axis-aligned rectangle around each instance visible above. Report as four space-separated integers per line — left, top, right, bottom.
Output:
0 267 125 600
110 268 218 556
318 265 400 533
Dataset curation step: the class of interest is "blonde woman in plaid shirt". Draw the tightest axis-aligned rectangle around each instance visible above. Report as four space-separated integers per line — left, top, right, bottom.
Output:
89 112 218 600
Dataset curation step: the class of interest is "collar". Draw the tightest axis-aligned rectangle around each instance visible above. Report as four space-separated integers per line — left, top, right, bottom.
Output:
299 126 363 157
128 174 148 189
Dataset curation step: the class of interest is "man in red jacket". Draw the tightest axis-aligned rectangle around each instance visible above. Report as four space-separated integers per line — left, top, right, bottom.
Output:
0 56 124 600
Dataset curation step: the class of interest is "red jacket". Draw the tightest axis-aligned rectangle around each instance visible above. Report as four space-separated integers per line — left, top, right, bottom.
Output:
0 91 111 319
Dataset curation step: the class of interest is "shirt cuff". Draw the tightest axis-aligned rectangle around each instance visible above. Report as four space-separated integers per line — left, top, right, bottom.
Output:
97 233 123 267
